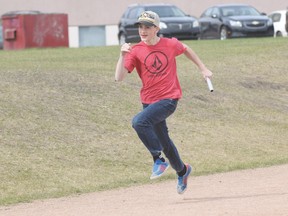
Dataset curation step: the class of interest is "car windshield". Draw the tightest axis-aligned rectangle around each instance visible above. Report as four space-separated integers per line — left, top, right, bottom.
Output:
145 6 187 17
221 6 261 17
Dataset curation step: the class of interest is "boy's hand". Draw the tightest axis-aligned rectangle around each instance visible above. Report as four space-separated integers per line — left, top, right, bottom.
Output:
121 43 132 56
201 68 213 80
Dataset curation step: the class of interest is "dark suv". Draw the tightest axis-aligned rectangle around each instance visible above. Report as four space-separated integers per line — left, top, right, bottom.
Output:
118 3 200 44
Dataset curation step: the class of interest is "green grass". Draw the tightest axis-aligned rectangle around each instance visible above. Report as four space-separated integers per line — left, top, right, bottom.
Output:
0 38 287 205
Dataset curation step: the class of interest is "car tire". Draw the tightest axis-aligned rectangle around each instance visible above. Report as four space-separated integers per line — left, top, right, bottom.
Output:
119 33 126 45
220 26 228 40
276 31 283 37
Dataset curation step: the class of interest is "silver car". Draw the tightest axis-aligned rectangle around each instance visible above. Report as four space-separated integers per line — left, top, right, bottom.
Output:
198 4 274 40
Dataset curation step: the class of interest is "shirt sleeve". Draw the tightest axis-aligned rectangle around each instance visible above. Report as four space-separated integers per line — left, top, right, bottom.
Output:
171 37 186 56
124 52 136 73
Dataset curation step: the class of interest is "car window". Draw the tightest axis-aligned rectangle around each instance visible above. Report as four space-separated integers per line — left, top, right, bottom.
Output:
212 8 221 17
127 7 143 19
221 6 261 17
221 8 234 17
201 8 213 18
170 6 187 17
145 6 186 17
121 9 128 19
269 13 281 22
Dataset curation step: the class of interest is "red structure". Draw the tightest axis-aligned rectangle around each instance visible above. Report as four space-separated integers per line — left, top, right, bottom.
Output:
1 12 69 50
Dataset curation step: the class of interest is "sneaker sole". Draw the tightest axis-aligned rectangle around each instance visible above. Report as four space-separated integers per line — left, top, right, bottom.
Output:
177 165 192 194
150 164 170 180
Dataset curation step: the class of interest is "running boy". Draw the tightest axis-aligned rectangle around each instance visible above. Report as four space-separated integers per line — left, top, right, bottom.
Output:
115 11 213 194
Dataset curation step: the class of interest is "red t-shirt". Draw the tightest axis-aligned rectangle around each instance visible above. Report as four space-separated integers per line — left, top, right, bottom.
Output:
124 37 186 104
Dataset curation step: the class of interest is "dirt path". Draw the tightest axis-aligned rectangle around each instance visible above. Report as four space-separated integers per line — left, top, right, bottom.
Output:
1 164 288 216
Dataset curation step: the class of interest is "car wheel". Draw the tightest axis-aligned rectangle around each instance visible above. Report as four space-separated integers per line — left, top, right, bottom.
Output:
220 26 228 40
119 33 126 45
276 31 283 37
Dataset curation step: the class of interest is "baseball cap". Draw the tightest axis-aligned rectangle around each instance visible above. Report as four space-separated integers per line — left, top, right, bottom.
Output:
135 11 160 28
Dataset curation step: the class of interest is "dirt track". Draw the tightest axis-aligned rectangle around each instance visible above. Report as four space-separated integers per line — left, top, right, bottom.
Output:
1 164 288 216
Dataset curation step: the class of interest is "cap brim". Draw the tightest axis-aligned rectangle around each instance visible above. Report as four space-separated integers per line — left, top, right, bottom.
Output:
135 21 155 27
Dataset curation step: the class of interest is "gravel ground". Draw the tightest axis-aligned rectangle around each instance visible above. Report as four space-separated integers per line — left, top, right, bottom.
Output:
1 164 288 216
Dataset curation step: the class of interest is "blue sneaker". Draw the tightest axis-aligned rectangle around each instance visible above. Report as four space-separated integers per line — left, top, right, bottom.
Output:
150 159 169 180
177 164 192 194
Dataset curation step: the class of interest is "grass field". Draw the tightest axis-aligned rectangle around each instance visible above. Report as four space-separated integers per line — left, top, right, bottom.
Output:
0 38 287 206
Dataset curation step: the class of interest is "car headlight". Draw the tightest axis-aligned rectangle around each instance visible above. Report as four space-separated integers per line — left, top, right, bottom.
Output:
159 22 167 29
193 20 199 28
229 20 242 27
267 18 273 26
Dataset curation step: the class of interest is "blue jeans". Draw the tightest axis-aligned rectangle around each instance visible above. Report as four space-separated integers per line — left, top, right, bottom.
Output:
132 99 184 172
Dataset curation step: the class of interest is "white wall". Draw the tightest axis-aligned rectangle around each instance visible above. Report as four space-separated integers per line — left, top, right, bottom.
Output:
68 26 79 48
105 25 119 46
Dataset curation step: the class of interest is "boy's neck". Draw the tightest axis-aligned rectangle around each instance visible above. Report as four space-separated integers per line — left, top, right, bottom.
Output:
144 36 160 46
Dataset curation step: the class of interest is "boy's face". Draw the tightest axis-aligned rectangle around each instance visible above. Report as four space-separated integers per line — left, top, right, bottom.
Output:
138 24 159 43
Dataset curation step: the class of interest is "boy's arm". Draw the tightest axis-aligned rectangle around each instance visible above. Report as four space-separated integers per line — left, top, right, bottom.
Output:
115 43 131 81
182 43 213 79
